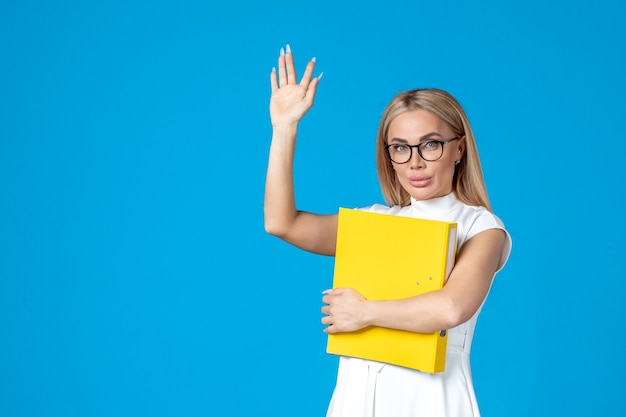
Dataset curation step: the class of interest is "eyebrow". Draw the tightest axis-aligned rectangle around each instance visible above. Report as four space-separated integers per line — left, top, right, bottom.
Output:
389 132 445 143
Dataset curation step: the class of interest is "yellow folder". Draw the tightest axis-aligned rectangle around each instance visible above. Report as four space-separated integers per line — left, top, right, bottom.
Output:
326 208 457 373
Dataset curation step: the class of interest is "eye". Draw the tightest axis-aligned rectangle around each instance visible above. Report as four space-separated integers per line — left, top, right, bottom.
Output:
422 141 441 151
392 144 409 153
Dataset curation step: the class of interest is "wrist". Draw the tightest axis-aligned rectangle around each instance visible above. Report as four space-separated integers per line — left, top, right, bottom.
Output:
359 299 375 328
271 122 299 134
271 124 299 148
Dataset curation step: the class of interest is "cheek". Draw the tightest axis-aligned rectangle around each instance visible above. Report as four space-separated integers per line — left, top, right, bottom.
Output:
435 160 457 180
443 151 460 169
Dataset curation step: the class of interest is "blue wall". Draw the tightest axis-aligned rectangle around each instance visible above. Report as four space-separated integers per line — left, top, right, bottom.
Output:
1 1 625 416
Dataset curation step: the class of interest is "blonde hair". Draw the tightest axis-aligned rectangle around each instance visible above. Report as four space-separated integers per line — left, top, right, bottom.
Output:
375 88 492 211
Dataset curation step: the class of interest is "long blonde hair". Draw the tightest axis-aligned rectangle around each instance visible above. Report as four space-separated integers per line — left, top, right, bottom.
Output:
376 88 492 211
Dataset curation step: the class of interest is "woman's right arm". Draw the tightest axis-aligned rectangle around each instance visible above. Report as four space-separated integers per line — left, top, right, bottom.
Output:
264 46 338 256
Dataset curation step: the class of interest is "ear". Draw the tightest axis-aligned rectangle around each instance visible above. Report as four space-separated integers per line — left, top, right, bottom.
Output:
457 136 466 158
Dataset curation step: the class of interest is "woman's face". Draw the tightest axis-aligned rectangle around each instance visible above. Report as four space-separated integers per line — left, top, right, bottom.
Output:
387 109 464 201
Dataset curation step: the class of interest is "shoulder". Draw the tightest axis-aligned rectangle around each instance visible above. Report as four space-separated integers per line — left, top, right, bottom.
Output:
454 203 512 273
458 204 506 238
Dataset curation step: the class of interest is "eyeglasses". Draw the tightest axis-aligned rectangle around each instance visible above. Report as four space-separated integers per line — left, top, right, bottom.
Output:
384 137 460 163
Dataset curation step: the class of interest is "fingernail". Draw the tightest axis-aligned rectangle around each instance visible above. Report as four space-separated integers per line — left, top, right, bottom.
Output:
280 47 285 56
271 67 276 72
286 44 292 54
318 72 324 81
322 289 332 294
311 56 316 63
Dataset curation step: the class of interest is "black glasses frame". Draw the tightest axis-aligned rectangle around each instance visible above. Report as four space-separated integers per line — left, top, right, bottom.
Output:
384 137 460 163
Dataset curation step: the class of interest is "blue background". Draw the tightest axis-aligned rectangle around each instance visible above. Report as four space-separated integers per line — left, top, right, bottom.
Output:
1 0 625 416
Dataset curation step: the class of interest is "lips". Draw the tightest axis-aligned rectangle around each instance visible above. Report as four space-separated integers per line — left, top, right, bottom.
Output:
408 175 432 187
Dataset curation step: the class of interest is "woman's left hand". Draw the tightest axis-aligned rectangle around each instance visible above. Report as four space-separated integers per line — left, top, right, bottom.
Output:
321 288 368 333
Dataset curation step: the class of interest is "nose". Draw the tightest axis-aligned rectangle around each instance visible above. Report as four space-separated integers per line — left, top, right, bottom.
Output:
408 147 425 168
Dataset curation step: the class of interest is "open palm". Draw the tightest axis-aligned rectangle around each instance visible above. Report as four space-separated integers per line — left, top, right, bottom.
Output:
269 46 321 127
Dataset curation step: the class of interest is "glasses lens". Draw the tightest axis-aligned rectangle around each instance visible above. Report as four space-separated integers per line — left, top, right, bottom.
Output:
419 141 443 161
388 144 411 163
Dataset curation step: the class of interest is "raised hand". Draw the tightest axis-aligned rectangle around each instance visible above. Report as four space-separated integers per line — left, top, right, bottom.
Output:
269 45 321 128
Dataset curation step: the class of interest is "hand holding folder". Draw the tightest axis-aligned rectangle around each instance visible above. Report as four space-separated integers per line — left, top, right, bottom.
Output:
326 208 457 373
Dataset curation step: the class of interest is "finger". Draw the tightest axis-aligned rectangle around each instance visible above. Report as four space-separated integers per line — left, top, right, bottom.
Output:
270 67 278 92
285 44 297 84
299 57 316 87
321 305 330 315
321 316 332 325
304 76 320 105
277 48 286 87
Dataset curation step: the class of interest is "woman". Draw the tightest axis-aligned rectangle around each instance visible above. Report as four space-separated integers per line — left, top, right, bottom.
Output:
265 45 512 417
